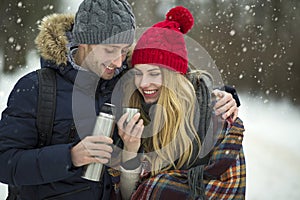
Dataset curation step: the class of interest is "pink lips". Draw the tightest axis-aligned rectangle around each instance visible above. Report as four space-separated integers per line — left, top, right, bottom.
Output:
142 90 158 99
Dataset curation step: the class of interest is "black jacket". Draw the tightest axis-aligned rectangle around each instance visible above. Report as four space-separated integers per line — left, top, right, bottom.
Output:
0 14 121 200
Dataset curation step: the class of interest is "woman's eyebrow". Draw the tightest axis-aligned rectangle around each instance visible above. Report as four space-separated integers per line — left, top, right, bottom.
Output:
147 68 160 72
134 67 160 72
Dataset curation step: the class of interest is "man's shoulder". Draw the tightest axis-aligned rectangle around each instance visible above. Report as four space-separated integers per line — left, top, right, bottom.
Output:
5 71 40 108
13 71 39 90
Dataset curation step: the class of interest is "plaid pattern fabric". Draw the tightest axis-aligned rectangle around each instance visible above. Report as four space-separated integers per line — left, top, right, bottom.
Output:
108 118 246 200
131 170 194 200
204 118 246 200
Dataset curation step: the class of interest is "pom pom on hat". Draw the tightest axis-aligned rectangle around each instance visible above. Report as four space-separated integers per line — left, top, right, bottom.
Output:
166 6 194 34
132 6 195 74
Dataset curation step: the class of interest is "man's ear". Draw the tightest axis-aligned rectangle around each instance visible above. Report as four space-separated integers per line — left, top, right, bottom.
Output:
74 44 90 66
76 44 88 56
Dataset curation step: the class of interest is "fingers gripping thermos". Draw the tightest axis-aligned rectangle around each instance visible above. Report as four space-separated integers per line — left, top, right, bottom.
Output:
81 103 115 182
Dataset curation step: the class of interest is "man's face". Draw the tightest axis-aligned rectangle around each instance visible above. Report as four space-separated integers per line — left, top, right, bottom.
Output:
79 44 130 80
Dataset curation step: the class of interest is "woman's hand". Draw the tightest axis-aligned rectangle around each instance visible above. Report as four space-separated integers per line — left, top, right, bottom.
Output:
212 89 238 121
117 112 144 162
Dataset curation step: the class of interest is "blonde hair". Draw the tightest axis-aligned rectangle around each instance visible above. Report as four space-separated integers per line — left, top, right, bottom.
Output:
124 68 201 175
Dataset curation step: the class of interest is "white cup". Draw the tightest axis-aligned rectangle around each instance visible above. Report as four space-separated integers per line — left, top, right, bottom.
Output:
123 107 140 123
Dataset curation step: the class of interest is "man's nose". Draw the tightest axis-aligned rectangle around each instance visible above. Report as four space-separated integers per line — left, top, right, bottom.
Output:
111 55 123 68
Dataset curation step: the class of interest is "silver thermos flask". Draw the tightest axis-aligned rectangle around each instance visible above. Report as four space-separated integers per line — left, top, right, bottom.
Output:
81 103 115 182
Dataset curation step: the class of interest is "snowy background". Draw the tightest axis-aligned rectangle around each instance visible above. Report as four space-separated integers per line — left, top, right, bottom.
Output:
1 0 300 199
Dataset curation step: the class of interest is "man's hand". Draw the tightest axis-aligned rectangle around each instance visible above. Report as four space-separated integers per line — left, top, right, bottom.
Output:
212 89 238 121
71 136 113 167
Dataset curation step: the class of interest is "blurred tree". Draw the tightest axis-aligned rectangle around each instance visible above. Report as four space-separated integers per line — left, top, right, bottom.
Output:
0 0 59 74
127 0 161 28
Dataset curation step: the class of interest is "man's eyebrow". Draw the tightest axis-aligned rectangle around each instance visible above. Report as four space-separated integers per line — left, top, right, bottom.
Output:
105 45 117 48
107 45 130 49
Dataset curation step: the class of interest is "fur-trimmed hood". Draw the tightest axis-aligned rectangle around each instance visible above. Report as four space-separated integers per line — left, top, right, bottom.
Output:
35 14 74 65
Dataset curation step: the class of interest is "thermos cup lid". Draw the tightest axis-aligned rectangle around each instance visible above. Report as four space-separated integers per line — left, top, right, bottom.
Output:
100 103 115 115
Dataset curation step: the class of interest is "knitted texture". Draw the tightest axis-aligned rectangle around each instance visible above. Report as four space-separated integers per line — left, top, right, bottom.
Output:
72 0 135 44
132 6 194 74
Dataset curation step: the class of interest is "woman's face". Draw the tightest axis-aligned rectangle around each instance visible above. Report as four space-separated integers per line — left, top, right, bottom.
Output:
134 64 163 104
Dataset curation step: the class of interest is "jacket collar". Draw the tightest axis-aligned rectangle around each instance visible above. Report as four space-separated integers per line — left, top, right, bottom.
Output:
35 14 75 67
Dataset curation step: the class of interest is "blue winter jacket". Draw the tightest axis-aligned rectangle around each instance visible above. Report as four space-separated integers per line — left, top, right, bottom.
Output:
0 14 124 200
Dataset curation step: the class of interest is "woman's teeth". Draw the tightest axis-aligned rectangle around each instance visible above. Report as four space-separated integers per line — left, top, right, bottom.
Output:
106 66 114 70
144 90 156 94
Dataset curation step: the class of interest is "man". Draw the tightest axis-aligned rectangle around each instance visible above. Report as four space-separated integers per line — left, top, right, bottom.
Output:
0 0 238 199
0 0 135 199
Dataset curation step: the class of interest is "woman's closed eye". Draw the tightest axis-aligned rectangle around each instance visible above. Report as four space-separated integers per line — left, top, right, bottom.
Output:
134 70 143 76
150 73 160 77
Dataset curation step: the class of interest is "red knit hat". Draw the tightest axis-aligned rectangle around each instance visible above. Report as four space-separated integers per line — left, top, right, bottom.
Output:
131 6 194 74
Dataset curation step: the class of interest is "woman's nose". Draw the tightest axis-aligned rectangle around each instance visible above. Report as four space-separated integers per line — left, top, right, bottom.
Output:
139 76 151 88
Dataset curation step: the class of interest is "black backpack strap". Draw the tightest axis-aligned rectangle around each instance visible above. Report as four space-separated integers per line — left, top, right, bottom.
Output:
36 68 56 147
6 68 56 200
7 185 19 200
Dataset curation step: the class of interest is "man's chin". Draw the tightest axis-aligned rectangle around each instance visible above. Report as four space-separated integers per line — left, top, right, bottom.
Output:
101 73 114 80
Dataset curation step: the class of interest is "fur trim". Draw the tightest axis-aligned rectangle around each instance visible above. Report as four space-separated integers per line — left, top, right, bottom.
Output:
35 14 74 65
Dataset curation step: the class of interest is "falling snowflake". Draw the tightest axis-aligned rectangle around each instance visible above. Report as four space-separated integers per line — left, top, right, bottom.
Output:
229 30 236 36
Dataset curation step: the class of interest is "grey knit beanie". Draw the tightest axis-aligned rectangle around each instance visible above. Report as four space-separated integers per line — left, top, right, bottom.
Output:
72 0 136 44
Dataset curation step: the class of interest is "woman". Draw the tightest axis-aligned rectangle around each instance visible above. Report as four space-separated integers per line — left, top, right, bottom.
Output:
109 6 245 200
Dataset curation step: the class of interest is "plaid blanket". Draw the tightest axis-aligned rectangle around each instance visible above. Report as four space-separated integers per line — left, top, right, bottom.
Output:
204 118 246 200
131 170 194 200
109 118 246 200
